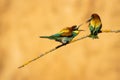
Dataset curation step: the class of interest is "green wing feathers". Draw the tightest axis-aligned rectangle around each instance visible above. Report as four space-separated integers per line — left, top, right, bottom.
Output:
89 25 102 39
40 33 61 40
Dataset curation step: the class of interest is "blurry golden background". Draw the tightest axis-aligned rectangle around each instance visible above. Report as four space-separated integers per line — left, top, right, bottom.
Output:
0 0 120 80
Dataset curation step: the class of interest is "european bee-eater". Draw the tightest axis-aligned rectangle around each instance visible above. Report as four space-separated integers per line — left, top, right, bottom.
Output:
40 25 83 44
87 13 102 39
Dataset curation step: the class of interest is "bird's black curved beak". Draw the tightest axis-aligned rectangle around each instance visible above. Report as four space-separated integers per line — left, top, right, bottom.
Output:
75 24 85 31
76 24 83 30
86 17 92 23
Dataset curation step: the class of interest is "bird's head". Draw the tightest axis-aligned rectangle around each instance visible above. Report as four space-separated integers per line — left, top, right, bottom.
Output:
71 24 84 32
71 25 78 30
86 13 100 23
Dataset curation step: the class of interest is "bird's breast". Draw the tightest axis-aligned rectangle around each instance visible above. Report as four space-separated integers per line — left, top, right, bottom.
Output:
91 19 101 27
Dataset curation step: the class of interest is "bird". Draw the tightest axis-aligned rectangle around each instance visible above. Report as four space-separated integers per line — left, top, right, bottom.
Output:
40 25 84 44
86 13 102 39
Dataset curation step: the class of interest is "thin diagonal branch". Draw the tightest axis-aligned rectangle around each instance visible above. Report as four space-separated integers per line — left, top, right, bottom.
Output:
71 35 89 43
18 44 65 68
18 35 89 69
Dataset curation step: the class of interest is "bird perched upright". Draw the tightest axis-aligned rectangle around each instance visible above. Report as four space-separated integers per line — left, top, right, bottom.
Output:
87 13 102 39
40 25 84 44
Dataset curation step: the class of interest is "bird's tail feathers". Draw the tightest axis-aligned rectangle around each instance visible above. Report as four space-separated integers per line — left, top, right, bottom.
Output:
40 36 50 38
